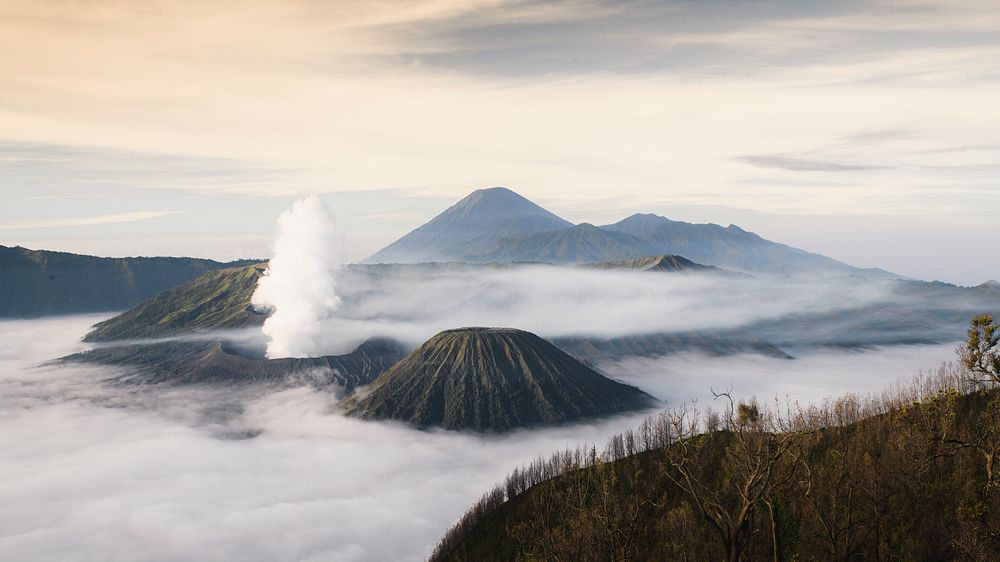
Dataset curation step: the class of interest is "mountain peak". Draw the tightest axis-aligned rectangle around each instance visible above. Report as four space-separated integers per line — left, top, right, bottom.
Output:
620 212 669 224
977 280 1000 294
465 186 519 199
364 187 572 264
447 187 555 218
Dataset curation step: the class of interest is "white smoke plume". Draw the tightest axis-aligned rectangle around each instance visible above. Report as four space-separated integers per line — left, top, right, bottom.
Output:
252 195 344 358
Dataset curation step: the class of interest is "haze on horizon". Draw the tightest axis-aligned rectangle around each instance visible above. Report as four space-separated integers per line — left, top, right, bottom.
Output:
1 0 998 284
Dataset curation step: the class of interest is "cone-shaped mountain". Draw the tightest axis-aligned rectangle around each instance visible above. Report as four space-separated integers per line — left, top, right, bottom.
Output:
364 187 572 264
344 327 655 431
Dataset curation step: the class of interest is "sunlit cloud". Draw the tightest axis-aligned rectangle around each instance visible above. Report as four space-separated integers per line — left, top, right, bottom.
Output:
735 155 892 173
0 0 996 281
0 211 185 230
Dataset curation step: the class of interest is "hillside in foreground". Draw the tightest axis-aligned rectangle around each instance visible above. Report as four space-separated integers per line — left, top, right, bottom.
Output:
432 320 1000 560
343 327 656 431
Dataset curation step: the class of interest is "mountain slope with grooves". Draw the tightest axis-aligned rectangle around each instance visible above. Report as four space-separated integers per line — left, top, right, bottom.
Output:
471 223 653 264
344 328 655 431
85 263 267 341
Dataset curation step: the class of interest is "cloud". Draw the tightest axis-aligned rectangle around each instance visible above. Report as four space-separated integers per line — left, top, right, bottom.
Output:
273 264 997 359
0 313 961 561
0 0 998 281
0 315 660 562
909 144 1000 155
839 128 915 144
0 141 289 198
599 343 957 408
734 155 891 172
0 211 185 229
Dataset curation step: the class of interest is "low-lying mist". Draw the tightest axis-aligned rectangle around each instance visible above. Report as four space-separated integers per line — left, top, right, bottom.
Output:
0 315 959 561
298 265 980 355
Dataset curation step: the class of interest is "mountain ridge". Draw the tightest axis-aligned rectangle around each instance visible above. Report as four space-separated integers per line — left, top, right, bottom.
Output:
0 245 260 317
84 263 267 342
363 188 898 277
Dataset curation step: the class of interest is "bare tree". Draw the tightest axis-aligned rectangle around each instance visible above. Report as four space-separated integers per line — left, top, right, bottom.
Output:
659 394 800 562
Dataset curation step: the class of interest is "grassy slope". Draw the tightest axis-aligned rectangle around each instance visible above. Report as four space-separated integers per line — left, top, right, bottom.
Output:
84 263 266 341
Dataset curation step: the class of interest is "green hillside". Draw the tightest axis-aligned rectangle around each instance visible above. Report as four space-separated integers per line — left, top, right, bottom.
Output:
343 327 656 431
84 263 267 341
0 245 258 317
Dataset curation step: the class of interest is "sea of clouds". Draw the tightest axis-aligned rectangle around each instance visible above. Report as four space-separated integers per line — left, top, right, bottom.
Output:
0 313 958 562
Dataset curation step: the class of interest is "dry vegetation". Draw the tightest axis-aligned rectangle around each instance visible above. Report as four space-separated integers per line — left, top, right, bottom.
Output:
431 315 1000 561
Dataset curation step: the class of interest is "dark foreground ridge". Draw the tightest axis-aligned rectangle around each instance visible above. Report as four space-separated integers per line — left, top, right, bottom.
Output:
343 327 656 431
431 376 1000 561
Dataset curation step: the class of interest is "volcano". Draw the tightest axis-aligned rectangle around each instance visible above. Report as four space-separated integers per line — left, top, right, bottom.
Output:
344 327 655 431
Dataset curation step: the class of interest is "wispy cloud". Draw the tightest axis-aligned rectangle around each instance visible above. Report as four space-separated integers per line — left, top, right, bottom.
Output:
909 144 1000 155
734 155 891 172
840 128 914 145
0 0 997 280
0 211 185 229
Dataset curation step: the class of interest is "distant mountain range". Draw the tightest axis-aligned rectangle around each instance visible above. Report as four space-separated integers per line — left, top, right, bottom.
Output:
343 327 655 431
364 187 895 277
0 245 260 317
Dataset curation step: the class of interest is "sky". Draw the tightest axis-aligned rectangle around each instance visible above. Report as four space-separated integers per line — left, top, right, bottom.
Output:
0 0 998 284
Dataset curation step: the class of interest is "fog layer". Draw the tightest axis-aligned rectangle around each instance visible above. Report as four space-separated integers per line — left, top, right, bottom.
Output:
0 316 957 561
294 265 987 357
